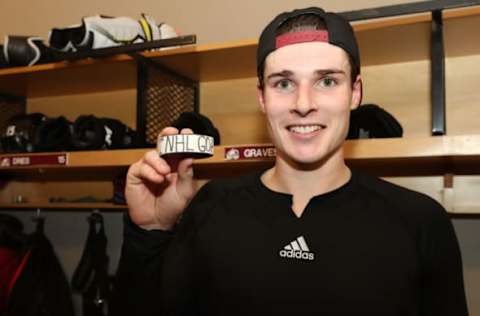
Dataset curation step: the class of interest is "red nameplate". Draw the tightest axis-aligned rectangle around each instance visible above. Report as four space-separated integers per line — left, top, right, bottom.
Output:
0 153 68 168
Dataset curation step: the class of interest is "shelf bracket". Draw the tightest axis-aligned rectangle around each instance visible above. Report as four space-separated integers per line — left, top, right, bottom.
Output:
431 9 446 136
134 55 149 143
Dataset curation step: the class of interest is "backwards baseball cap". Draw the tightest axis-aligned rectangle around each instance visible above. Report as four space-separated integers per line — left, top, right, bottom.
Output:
257 7 360 81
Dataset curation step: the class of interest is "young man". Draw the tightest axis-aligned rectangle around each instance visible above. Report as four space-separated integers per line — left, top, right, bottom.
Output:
110 7 469 316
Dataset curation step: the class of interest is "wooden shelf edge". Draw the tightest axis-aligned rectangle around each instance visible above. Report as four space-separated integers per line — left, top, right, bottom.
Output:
351 5 480 32
0 54 134 77
443 5 480 20
146 38 258 56
448 205 480 215
352 12 431 32
0 203 127 210
198 136 451 165
0 40 258 79
0 135 479 173
68 148 148 167
1 201 477 215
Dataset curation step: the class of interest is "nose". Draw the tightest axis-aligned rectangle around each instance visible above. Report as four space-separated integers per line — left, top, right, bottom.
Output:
293 83 316 117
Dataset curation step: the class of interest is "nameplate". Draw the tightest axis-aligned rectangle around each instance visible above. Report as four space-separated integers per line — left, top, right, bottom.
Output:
224 145 276 160
0 153 68 168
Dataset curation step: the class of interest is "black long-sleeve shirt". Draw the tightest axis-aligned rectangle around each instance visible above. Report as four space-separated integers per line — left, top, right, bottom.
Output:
110 170 469 316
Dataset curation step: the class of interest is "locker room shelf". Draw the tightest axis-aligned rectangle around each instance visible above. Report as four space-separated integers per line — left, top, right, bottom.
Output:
0 5 478 98
0 202 127 211
1 135 480 178
195 135 480 178
1 4 480 213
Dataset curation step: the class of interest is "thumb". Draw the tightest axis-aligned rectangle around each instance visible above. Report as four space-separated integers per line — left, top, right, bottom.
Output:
177 158 194 182
176 158 195 199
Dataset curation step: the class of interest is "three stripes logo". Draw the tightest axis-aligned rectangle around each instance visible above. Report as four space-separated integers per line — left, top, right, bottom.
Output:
279 236 315 261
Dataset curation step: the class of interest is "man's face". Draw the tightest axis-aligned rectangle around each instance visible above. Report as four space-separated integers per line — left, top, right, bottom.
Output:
258 41 361 166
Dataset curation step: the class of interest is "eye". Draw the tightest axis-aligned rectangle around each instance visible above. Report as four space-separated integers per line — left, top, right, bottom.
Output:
274 79 295 92
317 77 337 88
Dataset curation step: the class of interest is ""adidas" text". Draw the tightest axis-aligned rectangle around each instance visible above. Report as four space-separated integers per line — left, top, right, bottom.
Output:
279 249 314 261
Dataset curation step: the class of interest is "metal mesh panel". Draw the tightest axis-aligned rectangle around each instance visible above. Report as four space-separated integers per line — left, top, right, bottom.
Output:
0 95 26 151
143 63 196 145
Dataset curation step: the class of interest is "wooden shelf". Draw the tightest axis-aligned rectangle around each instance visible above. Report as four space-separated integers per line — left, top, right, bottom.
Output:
2 201 478 215
0 149 147 169
195 135 480 178
1 5 478 98
1 135 480 178
0 202 126 210
0 40 258 98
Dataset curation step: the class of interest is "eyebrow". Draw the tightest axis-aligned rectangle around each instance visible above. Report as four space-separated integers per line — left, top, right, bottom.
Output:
266 68 346 80
315 69 346 76
266 70 293 80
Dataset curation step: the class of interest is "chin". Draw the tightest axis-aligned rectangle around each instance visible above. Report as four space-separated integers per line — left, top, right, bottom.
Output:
280 147 330 169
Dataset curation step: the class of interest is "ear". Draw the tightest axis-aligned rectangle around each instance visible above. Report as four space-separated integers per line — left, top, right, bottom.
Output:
257 85 266 113
350 74 362 110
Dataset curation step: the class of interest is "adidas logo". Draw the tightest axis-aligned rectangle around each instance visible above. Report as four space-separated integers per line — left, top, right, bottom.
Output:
279 236 315 261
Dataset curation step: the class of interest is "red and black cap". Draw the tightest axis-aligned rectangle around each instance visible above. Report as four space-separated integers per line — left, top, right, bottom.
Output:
257 7 360 79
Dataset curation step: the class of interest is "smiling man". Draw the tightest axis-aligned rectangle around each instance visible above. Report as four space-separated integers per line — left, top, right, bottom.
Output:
257 11 362 218
111 7 469 316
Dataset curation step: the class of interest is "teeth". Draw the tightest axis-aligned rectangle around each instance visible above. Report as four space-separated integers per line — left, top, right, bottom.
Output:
289 125 322 134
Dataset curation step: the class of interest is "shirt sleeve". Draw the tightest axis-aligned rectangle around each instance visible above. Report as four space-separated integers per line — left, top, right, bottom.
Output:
159 180 223 315
109 213 174 316
109 181 220 316
418 203 469 316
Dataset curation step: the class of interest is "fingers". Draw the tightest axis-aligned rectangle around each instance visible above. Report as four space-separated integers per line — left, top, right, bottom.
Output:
159 126 179 137
180 128 194 135
127 150 171 184
136 161 166 183
143 150 171 175
159 126 193 137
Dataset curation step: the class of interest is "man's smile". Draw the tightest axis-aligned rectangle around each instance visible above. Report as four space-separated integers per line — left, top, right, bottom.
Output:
287 124 326 134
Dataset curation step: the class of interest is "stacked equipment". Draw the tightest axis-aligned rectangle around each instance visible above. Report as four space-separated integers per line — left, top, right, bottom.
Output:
0 113 143 153
0 14 177 68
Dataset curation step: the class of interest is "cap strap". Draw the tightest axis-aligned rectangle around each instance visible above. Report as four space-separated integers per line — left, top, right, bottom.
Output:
275 30 329 49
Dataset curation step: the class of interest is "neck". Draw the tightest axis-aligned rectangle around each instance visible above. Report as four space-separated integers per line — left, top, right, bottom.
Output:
261 148 351 217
